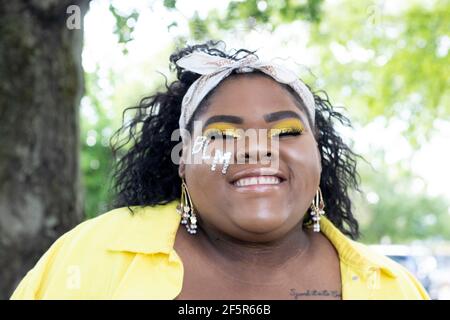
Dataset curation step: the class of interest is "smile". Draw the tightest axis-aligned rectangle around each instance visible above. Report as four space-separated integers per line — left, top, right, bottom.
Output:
233 176 282 187
228 167 287 193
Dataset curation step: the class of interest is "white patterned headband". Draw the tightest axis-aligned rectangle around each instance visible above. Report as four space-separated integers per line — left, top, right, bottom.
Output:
175 51 315 131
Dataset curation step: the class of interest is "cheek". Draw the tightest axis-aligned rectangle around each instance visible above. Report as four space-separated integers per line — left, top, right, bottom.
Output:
280 137 321 192
184 162 228 214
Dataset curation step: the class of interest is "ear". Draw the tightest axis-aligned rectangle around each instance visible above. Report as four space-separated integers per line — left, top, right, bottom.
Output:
178 143 189 179
178 160 185 178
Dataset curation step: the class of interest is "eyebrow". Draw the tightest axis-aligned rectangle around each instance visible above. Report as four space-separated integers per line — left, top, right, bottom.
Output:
202 110 304 130
263 110 303 123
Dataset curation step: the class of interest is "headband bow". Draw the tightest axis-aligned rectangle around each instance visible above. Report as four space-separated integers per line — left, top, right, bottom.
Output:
176 51 315 131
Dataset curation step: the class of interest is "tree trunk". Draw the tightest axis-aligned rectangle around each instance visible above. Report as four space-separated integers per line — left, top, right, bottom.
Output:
0 0 89 299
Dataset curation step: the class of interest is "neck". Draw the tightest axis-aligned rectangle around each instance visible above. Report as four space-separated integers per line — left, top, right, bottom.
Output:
196 221 312 285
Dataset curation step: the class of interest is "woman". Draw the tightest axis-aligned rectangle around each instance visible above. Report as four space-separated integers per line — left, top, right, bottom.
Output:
11 41 429 300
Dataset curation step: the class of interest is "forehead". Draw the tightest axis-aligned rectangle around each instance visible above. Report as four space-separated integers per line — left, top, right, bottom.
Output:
201 73 306 122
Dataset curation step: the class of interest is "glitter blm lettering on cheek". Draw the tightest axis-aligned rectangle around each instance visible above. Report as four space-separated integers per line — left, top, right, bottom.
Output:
191 134 232 174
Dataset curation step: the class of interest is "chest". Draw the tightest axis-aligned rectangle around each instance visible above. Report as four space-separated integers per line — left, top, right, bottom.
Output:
173 228 342 300
174 249 342 300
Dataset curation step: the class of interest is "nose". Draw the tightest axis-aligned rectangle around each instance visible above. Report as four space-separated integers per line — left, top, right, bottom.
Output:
235 132 279 165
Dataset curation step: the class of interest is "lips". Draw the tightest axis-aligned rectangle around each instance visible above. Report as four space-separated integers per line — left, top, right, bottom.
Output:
228 167 287 188
234 176 281 187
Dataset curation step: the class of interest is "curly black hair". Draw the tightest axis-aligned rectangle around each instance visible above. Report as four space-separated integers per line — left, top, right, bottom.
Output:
110 40 361 239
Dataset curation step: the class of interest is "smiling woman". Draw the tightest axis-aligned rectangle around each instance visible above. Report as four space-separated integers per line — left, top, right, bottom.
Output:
10 41 430 300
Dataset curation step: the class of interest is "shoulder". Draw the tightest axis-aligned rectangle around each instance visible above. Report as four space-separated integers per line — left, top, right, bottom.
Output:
69 203 176 234
320 217 430 299
52 202 180 250
349 241 430 300
11 202 181 299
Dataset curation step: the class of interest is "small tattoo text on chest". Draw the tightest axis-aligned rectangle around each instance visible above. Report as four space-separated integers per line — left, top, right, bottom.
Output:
289 288 342 299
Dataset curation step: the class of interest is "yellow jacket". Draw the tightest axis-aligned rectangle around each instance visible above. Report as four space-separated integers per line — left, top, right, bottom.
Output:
11 202 430 300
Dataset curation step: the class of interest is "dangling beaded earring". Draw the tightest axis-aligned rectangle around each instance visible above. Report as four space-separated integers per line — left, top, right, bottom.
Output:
310 188 325 232
176 179 198 235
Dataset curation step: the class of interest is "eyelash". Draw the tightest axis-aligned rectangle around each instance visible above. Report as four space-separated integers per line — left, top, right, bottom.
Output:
205 129 240 140
270 128 303 138
204 127 304 140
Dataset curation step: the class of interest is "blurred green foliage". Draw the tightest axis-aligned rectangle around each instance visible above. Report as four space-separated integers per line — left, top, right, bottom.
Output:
80 0 450 243
109 4 140 54
81 70 116 219
307 0 450 146
168 0 324 39
355 157 450 243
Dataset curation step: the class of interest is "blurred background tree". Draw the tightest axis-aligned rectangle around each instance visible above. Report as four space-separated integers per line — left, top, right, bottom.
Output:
0 0 90 299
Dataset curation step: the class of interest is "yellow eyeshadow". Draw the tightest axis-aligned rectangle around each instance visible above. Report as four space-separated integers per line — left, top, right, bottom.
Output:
202 119 305 139
271 118 305 130
269 118 305 138
203 122 239 131
203 123 242 139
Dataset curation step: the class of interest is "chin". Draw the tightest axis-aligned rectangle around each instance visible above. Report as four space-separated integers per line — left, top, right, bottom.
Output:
230 211 289 237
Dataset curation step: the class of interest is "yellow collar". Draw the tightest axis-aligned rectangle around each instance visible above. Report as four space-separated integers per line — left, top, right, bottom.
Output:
107 201 398 278
107 202 181 261
320 217 398 279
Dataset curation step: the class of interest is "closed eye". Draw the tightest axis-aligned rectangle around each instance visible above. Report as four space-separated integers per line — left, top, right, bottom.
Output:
269 128 303 138
205 129 241 140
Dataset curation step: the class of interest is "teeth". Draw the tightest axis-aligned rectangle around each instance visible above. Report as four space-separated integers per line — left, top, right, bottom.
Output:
234 176 281 187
